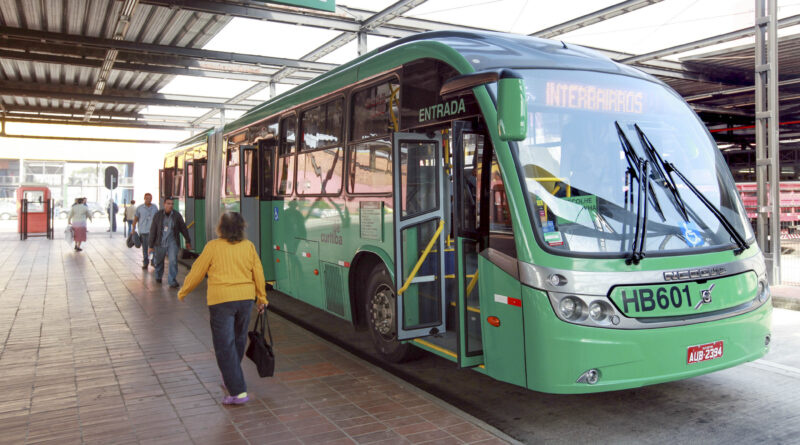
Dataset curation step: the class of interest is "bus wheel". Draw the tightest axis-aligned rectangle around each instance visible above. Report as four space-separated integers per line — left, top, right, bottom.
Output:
365 265 417 363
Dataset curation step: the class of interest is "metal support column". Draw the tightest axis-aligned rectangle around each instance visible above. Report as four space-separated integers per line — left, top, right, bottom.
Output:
357 32 368 56
269 82 276 99
755 0 781 284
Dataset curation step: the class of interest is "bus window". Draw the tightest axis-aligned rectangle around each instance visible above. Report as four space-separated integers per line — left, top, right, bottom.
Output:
243 149 258 197
301 99 343 150
351 79 400 141
225 145 240 197
297 99 344 195
186 163 194 198
488 154 516 257
400 141 438 219
173 168 184 198
461 133 484 234
196 161 206 199
277 115 296 196
347 139 392 195
255 120 278 199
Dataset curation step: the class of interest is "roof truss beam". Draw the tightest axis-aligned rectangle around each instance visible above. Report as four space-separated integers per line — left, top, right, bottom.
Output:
620 13 800 64
0 26 339 72
191 0 430 127
531 0 664 38
0 81 262 108
0 48 312 84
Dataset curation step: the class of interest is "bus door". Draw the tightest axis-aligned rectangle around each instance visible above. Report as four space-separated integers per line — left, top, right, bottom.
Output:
194 158 208 252
393 132 447 340
257 139 276 280
239 145 260 256
184 158 196 251
452 121 485 367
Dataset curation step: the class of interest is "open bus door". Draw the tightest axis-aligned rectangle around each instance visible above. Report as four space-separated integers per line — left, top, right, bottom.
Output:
239 145 260 256
258 138 276 281
452 121 486 368
184 158 196 252
194 158 208 252
392 132 447 340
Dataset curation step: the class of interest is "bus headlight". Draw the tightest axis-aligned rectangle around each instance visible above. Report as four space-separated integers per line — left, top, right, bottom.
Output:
551 293 621 327
559 297 584 321
589 301 610 322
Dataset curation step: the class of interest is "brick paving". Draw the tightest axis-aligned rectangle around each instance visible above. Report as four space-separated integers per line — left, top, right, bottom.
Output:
0 234 509 445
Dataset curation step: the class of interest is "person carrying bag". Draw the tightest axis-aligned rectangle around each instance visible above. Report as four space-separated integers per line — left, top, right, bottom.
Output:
246 309 275 377
178 212 267 405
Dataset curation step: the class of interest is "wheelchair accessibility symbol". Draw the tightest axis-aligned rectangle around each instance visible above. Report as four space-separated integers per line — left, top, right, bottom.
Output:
680 221 704 247
273 206 279 221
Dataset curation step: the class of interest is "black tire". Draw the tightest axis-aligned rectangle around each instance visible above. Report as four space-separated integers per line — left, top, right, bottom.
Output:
364 264 419 363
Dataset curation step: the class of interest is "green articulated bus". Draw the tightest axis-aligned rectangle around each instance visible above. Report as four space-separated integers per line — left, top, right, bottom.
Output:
161 31 772 394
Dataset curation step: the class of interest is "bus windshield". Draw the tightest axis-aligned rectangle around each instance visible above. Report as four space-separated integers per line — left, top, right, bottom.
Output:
515 69 753 257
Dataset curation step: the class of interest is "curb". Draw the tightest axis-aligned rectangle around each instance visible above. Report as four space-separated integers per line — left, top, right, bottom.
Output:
772 296 800 311
271 311 524 445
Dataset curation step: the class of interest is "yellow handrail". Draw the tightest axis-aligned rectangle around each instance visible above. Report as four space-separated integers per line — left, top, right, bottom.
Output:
466 270 479 295
187 221 195 229
397 219 444 295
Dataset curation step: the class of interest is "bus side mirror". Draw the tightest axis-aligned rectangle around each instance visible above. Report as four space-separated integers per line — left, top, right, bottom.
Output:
497 77 527 142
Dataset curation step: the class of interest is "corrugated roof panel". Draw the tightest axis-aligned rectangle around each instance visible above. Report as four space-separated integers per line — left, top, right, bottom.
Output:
21 0 42 30
83 0 111 37
0 1 22 27
44 0 63 33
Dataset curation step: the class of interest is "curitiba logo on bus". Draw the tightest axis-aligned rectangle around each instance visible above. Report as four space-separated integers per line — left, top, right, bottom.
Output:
418 98 467 123
321 225 343 245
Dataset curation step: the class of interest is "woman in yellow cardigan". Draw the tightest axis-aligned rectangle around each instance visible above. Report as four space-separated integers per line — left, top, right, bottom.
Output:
178 212 267 405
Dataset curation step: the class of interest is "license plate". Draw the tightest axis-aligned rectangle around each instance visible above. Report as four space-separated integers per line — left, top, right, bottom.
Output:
687 341 724 364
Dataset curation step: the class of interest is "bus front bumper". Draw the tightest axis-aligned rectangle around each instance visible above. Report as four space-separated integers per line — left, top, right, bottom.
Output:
523 290 772 394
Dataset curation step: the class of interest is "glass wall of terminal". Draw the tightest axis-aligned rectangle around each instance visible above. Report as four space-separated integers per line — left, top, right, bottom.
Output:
0 158 133 217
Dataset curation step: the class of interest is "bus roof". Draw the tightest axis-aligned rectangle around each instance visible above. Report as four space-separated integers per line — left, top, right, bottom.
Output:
171 31 655 147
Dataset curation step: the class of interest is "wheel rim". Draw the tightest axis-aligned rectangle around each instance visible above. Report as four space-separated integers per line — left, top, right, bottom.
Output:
369 284 396 340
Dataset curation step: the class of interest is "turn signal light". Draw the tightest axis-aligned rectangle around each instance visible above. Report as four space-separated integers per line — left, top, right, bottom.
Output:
487 316 501 327
313 269 319 275
276 258 280 263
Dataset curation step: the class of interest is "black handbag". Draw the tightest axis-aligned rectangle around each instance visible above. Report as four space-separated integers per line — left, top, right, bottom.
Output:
246 309 275 377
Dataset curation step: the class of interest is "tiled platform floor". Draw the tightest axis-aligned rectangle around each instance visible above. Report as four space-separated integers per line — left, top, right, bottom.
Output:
0 234 509 445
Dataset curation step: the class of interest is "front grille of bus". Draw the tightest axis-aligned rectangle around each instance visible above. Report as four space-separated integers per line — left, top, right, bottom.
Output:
324 262 345 316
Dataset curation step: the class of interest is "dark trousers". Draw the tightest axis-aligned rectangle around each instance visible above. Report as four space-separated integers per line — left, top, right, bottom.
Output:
209 300 253 396
140 233 150 266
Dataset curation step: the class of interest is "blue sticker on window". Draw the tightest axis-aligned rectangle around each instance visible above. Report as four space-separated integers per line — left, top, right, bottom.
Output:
543 221 555 233
680 221 704 247
273 207 280 221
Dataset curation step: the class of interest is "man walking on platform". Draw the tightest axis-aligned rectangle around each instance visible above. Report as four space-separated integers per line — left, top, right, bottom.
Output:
133 193 158 269
107 198 119 232
148 196 191 288
123 200 136 237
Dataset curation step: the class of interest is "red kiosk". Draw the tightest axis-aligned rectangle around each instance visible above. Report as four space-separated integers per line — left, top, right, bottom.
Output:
17 184 54 240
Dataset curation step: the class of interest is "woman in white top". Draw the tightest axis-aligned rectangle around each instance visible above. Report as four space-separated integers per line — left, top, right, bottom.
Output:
67 198 92 252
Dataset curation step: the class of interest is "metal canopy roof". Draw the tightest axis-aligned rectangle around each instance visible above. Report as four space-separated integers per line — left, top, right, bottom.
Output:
0 0 796 148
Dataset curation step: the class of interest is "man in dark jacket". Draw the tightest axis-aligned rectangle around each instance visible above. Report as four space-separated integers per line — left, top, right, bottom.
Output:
148 196 192 288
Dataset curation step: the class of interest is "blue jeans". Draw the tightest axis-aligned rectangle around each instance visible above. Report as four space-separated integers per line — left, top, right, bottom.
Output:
209 300 254 396
125 221 132 237
140 233 151 266
154 240 179 286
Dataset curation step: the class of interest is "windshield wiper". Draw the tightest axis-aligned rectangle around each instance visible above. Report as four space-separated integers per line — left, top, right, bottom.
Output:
634 125 749 255
615 122 649 264
634 124 689 221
